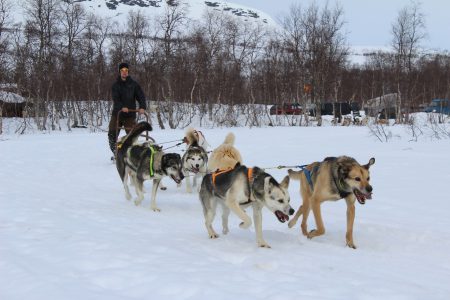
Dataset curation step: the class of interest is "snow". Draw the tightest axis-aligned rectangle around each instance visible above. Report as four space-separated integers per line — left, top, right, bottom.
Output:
11 0 276 28
1 122 450 299
0 91 25 103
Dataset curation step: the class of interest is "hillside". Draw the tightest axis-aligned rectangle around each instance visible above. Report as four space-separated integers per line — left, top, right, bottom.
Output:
12 0 275 27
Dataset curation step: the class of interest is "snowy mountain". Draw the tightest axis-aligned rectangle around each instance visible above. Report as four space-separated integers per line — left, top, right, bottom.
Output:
12 0 276 27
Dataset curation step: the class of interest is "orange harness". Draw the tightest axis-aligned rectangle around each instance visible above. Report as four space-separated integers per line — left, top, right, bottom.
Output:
212 167 253 186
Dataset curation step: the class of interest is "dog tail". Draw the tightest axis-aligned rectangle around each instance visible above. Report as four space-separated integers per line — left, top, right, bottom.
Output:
287 169 303 180
223 132 235 145
120 122 153 152
184 127 199 145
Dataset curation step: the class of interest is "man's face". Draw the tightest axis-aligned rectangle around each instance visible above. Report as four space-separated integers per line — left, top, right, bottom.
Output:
120 68 129 80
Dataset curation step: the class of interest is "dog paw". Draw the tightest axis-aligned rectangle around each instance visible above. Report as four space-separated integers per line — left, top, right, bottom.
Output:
307 229 316 239
125 193 132 201
209 233 219 239
222 227 229 235
134 199 142 206
346 242 357 249
239 221 252 229
160 187 167 191
258 242 271 248
151 206 161 212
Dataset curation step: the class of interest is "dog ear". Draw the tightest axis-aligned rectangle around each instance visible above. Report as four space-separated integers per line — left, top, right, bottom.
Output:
264 176 273 194
279 175 290 189
364 157 375 169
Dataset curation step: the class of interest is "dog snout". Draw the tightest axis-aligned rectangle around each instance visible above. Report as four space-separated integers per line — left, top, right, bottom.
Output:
195 164 199 168
289 208 295 215
180 172 185 180
366 185 373 193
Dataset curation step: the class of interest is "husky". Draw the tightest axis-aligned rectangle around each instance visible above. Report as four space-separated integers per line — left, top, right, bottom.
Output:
287 156 375 249
199 164 294 248
207 132 243 172
181 127 209 193
116 122 184 212
183 127 210 150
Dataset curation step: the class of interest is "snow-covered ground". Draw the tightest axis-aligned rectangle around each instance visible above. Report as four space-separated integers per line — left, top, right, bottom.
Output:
1 124 450 299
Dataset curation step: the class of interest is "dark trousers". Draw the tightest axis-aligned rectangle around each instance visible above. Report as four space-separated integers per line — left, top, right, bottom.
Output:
108 114 137 154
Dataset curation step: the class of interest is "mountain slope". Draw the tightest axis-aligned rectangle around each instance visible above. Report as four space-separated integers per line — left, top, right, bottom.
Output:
13 0 275 27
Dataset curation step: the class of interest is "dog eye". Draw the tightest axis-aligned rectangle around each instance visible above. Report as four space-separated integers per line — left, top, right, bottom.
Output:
367 177 370 181
278 199 284 204
355 177 361 181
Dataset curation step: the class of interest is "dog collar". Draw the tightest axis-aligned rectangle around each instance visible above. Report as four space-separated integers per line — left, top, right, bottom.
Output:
334 177 351 198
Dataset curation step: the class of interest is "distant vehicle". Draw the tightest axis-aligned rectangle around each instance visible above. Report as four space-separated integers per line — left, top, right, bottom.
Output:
309 102 352 116
269 103 303 115
379 107 397 119
423 99 450 115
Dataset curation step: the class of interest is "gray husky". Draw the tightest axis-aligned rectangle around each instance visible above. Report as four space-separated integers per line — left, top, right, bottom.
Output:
181 127 209 193
116 122 184 211
199 164 294 248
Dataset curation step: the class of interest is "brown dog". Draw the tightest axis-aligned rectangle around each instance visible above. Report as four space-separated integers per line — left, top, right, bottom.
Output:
287 156 375 249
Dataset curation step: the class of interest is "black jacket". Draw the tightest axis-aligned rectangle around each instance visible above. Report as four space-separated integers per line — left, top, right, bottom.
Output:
111 76 146 118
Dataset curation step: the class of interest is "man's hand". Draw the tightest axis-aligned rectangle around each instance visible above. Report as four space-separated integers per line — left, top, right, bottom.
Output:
121 107 129 113
138 108 145 114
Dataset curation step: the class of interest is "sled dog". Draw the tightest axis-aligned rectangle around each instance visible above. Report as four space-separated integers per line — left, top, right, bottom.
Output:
116 122 184 211
199 164 294 248
207 132 242 172
287 156 375 248
183 127 210 150
181 127 209 193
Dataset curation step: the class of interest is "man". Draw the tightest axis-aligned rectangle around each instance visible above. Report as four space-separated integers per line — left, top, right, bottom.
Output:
108 62 147 159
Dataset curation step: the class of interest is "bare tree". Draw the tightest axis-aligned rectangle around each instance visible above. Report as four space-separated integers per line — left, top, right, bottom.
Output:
391 1 426 122
24 0 61 130
156 2 188 128
125 10 149 68
60 0 87 128
0 0 12 82
281 2 347 120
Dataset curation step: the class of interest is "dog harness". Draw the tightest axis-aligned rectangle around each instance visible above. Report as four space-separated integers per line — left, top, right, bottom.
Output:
298 164 319 189
211 167 253 187
211 167 254 206
149 145 156 177
211 168 233 186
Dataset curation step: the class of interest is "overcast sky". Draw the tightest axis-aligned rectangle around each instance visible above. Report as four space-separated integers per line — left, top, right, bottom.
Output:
232 0 450 51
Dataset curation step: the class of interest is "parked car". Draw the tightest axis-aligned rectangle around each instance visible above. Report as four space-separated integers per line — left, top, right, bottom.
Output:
379 107 397 119
269 103 303 115
309 102 352 116
423 99 450 115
